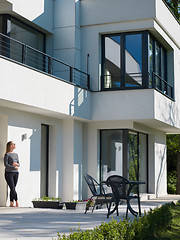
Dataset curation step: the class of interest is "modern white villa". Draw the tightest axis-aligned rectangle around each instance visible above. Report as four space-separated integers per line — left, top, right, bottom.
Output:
0 0 180 207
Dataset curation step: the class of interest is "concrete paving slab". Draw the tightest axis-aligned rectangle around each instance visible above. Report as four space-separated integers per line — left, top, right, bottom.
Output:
0 195 179 240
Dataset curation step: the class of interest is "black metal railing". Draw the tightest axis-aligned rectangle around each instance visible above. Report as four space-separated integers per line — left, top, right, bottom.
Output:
0 33 90 90
152 72 173 99
101 72 174 99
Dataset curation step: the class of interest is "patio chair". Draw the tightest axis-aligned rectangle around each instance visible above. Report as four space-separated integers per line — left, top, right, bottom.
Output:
84 173 113 214
106 175 142 218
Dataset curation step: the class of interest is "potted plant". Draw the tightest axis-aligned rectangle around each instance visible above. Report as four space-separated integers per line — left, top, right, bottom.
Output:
32 196 64 209
65 199 94 210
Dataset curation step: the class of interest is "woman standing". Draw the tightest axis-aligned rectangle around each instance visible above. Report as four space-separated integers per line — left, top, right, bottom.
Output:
4 141 20 207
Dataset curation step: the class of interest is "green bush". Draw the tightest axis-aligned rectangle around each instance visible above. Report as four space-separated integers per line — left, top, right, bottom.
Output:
56 202 175 240
132 203 173 240
167 171 177 194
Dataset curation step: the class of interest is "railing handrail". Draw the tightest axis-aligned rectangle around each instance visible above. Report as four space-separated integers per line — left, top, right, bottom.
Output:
153 72 173 89
0 32 78 70
0 32 90 90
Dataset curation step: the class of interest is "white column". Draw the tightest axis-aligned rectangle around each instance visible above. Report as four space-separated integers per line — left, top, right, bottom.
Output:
62 119 83 201
53 0 81 68
154 132 167 197
74 120 82 200
0 115 8 206
62 119 74 201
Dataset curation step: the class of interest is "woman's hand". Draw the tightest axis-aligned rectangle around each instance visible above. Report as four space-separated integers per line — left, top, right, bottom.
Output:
14 166 19 170
13 162 19 167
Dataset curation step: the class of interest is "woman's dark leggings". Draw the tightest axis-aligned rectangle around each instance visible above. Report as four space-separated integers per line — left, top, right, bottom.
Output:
5 172 19 201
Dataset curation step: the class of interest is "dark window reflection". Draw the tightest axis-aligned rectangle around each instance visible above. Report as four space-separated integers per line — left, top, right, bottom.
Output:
125 34 142 87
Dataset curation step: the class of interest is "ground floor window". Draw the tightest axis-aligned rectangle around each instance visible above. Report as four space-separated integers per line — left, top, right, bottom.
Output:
100 129 148 193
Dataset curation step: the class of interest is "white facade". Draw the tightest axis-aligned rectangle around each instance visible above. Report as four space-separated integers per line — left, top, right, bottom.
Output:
0 0 180 206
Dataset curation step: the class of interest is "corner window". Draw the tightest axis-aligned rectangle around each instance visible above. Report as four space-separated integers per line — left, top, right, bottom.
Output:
148 35 170 96
101 31 173 99
100 129 148 193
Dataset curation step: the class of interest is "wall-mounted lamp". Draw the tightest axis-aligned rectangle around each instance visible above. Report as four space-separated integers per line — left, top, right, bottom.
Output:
22 133 27 141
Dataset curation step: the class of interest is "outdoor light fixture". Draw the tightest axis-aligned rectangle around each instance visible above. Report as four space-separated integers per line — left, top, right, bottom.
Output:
22 133 27 141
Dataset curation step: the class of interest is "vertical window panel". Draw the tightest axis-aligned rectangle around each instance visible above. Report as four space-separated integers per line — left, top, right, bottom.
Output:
139 133 147 193
101 130 123 180
128 131 138 181
149 36 153 88
104 36 121 88
125 34 142 87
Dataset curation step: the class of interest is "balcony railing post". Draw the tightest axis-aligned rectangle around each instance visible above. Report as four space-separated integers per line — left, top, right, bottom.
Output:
48 56 52 74
22 44 26 64
70 67 73 83
87 74 90 90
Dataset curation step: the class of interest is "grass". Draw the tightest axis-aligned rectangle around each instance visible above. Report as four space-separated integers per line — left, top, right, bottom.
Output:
156 204 180 240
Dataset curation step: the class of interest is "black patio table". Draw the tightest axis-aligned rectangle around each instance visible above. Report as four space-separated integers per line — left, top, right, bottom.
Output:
101 176 146 218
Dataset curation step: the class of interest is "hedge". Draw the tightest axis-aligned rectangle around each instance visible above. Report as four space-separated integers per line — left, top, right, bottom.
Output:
56 202 176 240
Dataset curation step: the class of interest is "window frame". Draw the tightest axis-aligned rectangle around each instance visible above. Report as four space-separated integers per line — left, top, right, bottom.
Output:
100 128 148 193
0 14 46 53
101 30 173 99
101 31 149 91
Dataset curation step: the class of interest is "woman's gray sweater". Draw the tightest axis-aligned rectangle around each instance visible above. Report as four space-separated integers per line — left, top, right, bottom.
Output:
4 152 20 172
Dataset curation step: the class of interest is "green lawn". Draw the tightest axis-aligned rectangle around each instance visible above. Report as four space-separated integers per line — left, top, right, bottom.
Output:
157 204 180 240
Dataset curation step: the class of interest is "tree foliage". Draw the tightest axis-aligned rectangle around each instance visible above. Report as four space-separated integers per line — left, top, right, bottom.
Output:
165 0 180 20
167 135 180 193
167 135 180 171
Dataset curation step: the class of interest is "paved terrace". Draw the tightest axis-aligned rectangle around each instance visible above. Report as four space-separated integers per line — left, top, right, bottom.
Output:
0 195 180 240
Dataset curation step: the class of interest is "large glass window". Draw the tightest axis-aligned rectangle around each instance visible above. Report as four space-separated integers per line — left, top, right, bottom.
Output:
102 32 143 90
100 129 148 193
0 15 45 52
7 18 45 52
102 31 173 99
0 14 45 71
101 130 123 180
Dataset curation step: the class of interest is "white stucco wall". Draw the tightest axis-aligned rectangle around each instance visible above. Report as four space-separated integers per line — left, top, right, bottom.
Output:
0 0 179 204
0 114 8 206
154 132 167 197
0 57 91 121
80 0 156 26
0 106 63 207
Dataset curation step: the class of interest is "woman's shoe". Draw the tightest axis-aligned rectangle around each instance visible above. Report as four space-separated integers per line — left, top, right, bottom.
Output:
15 201 19 207
10 201 15 207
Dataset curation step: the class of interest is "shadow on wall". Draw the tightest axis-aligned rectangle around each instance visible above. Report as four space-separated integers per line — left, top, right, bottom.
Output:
158 98 180 128
156 144 166 196
32 0 54 33
69 87 91 120
29 128 41 171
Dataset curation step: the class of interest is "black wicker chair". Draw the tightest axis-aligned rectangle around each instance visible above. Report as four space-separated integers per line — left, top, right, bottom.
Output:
84 174 113 214
106 175 142 218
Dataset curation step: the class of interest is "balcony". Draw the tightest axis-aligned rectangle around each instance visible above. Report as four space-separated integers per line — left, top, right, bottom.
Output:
0 33 90 91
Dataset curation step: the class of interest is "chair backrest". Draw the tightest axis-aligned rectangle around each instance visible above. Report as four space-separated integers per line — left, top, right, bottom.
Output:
106 175 129 199
84 174 99 196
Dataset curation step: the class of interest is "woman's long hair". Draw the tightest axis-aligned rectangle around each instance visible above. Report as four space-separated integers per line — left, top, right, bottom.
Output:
6 141 13 154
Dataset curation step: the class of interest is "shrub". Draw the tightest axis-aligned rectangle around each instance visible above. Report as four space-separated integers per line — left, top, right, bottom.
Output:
56 202 174 240
167 171 177 194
